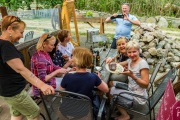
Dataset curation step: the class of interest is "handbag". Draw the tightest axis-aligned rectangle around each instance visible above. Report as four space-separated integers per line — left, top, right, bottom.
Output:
116 92 134 109
115 82 128 90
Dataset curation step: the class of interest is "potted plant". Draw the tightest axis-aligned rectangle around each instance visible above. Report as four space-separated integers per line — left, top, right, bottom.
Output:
85 11 93 18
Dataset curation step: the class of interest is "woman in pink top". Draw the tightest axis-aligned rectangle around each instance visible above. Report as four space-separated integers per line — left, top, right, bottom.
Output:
31 33 68 96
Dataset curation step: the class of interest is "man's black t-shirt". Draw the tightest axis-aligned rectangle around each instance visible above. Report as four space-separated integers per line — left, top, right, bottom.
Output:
0 39 26 97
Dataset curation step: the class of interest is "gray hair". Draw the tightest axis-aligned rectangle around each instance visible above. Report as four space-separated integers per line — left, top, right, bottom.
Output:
126 40 140 51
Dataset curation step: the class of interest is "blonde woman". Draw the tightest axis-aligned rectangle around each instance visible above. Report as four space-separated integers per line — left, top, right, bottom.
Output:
106 37 129 85
111 41 149 120
60 47 109 119
0 15 54 120
60 47 109 98
31 33 68 96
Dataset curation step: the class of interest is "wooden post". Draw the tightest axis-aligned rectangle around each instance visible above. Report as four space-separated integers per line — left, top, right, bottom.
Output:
100 17 104 34
0 7 8 17
61 0 80 46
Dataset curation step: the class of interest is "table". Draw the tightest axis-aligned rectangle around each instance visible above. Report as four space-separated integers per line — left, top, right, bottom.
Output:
94 48 117 83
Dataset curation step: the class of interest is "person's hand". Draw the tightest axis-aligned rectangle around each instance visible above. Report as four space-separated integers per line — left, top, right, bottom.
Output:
112 13 118 17
68 67 76 72
123 13 129 21
105 57 113 64
62 54 69 61
121 69 134 78
57 68 68 74
66 58 73 66
40 83 55 95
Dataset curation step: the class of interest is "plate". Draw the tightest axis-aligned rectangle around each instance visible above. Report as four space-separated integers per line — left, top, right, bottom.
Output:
105 63 124 74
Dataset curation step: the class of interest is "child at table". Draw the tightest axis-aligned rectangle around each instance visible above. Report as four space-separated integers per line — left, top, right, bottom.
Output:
60 47 109 119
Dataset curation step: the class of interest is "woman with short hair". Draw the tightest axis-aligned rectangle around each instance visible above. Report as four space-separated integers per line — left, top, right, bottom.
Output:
110 40 149 120
0 15 54 120
57 30 74 61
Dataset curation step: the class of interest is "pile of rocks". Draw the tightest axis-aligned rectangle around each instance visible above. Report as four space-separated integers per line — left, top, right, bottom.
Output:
131 23 180 72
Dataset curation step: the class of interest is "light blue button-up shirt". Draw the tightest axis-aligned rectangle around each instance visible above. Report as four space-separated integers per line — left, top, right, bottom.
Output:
112 14 138 39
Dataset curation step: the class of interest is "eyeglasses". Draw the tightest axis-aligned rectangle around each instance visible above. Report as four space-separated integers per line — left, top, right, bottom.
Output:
44 34 52 42
8 17 21 27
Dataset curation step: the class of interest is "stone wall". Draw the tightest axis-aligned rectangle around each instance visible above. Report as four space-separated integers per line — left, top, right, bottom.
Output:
131 23 180 72
75 10 180 29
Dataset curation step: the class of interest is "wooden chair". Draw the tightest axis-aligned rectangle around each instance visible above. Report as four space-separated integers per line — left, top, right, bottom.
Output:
109 68 177 120
24 31 34 41
40 90 106 120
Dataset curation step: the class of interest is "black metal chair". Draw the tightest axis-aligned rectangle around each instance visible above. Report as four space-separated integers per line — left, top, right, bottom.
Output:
109 68 177 120
40 90 106 120
28 44 36 58
147 59 165 95
24 31 34 41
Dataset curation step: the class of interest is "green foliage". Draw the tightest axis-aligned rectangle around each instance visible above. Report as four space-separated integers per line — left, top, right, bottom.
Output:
85 11 93 17
74 0 180 17
2 0 180 17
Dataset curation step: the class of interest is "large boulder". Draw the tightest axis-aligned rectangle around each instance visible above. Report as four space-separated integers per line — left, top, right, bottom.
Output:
157 17 168 28
171 19 180 28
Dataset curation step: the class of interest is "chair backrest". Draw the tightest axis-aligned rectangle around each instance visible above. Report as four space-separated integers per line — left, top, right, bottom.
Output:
149 68 177 110
24 31 34 41
148 59 165 93
40 90 93 120
92 34 107 43
28 44 36 58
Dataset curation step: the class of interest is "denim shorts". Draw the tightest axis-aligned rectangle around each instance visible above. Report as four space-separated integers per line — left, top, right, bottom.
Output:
3 90 40 119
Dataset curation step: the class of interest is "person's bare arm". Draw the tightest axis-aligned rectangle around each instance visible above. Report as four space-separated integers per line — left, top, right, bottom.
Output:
97 81 109 93
45 68 68 81
105 13 118 23
63 59 72 69
60 86 65 91
128 19 140 26
121 68 149 88
118 61 128 67
7 58 54 94
124 13 140 26
105 16 112 22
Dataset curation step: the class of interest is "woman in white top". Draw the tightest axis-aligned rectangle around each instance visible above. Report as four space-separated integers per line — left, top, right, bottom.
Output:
57 30 74 60
110 40 149 120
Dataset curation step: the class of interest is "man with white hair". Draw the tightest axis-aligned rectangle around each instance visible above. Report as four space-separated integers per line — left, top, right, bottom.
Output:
106 3 140 49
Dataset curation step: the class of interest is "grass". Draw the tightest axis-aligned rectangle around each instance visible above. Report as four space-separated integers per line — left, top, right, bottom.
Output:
161 27 180 32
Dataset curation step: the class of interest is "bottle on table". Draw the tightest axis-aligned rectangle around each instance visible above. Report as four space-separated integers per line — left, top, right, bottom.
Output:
89 46 95 72
103 41 108 51
96 51 100 66
103 41 106 51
